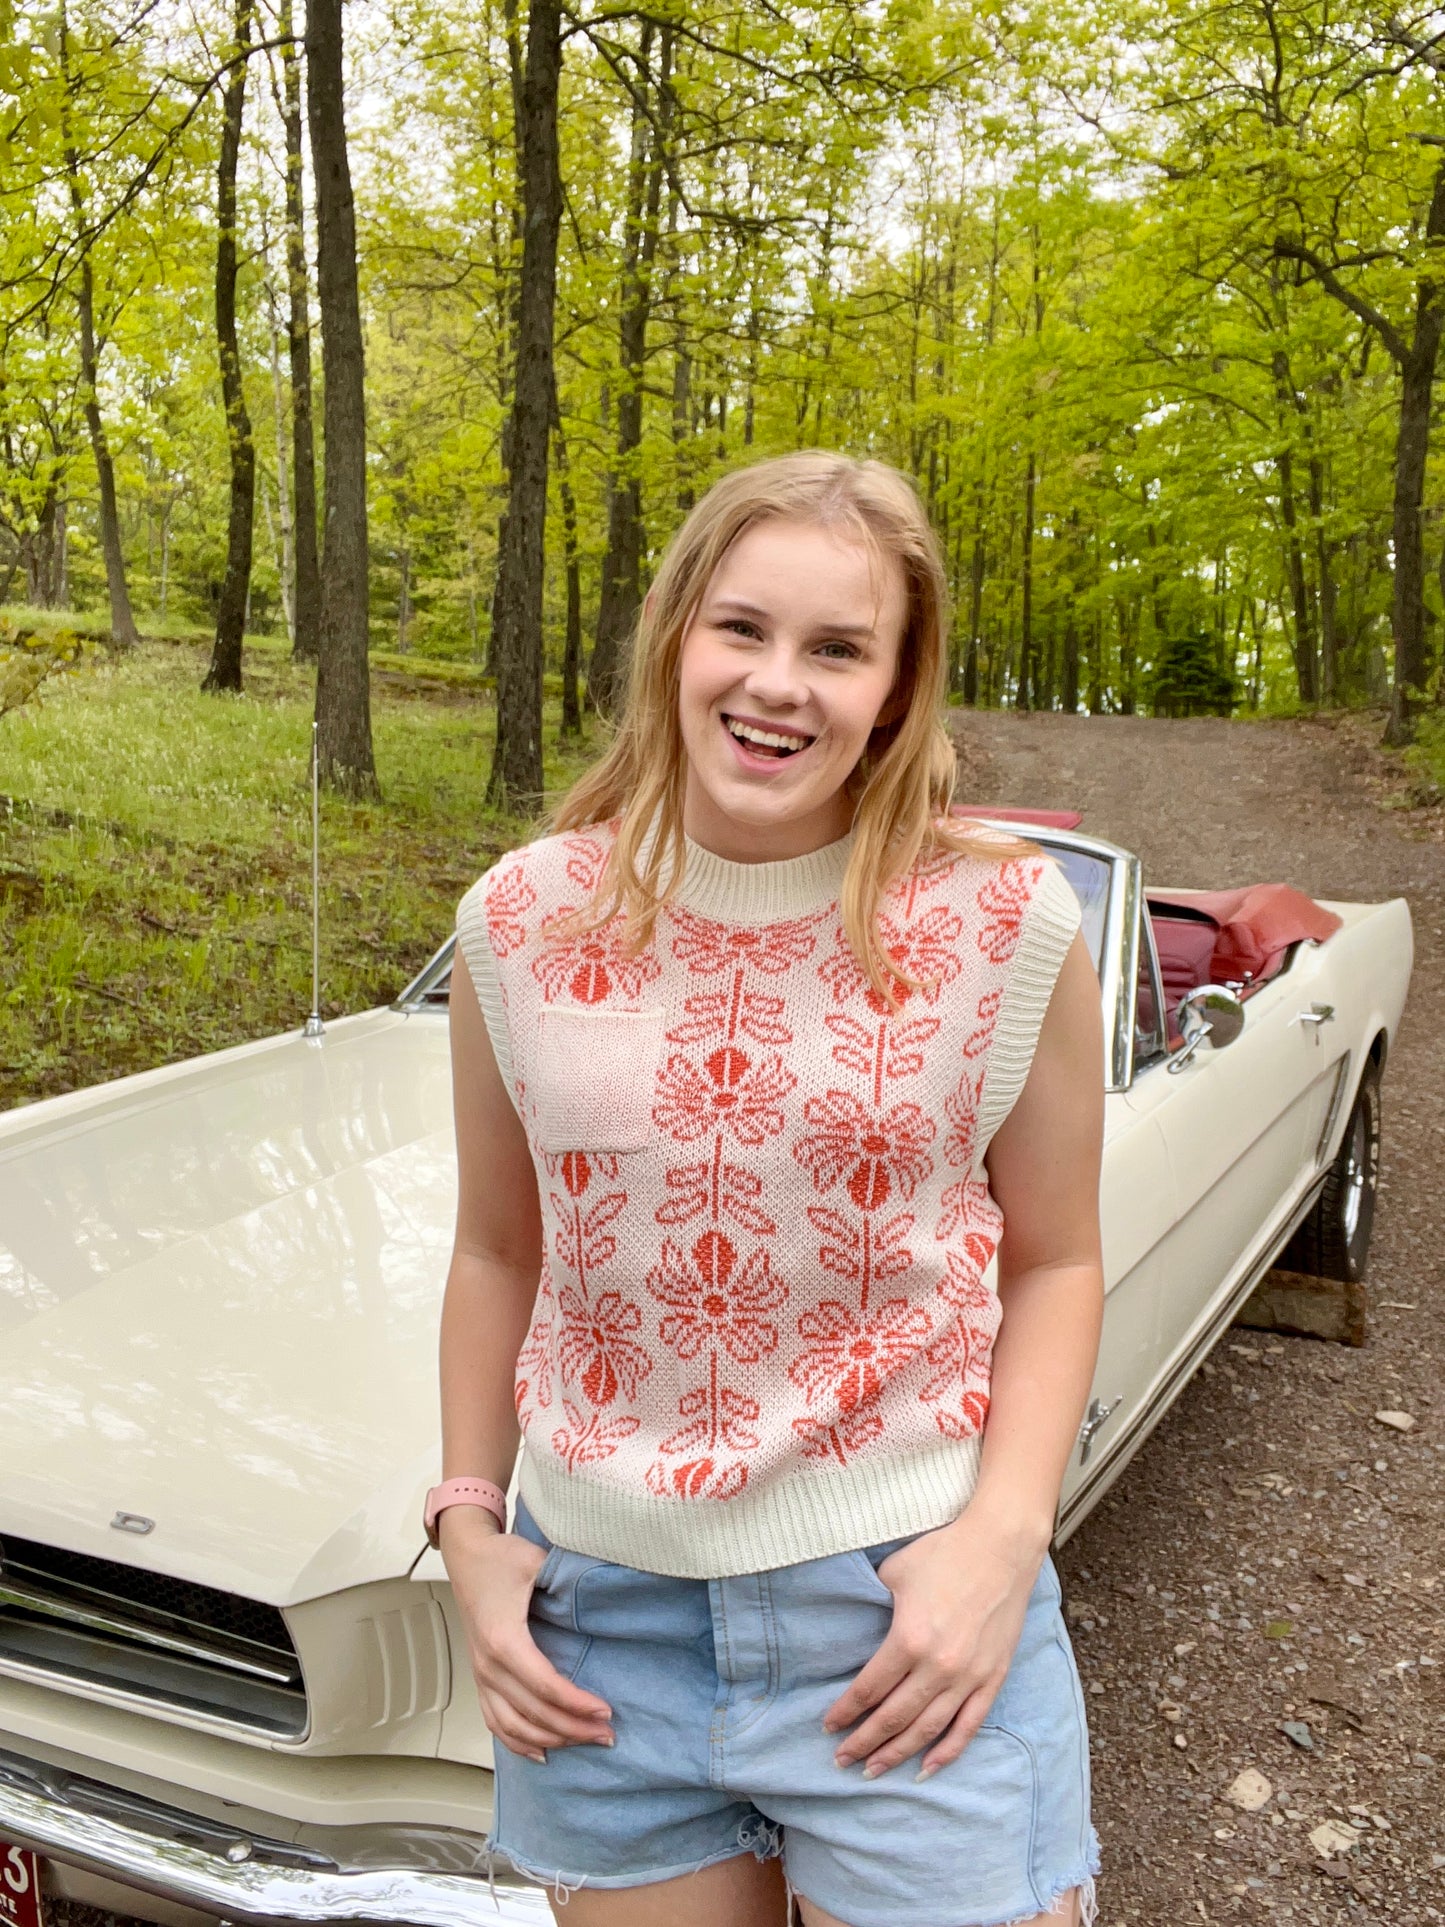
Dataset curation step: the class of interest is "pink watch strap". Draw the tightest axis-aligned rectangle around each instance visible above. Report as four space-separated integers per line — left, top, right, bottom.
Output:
425 1477 508 1547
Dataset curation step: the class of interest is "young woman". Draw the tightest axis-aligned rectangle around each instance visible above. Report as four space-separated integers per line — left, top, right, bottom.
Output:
433 452 1105 1927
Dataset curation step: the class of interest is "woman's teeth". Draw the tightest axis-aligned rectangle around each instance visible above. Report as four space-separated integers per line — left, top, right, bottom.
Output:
725 717 811 758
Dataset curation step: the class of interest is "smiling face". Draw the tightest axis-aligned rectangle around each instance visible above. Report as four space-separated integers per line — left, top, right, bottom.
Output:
677 517 908 863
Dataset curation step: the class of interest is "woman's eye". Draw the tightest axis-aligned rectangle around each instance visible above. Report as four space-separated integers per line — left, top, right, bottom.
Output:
721 619 761 640
817 640 859 660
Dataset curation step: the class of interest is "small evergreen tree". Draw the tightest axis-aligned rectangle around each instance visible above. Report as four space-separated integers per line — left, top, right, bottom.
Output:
1152 628 1235 717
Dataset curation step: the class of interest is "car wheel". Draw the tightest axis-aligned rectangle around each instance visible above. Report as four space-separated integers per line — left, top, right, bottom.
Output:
1283 1065 1381 1283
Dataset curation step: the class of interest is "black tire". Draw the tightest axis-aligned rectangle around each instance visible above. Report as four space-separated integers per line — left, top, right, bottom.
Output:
1282 1064 1381 1283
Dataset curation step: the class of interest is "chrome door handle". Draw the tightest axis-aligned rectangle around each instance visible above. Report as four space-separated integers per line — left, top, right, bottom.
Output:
1297 1004 1335 1043
1078 1395 1122 1466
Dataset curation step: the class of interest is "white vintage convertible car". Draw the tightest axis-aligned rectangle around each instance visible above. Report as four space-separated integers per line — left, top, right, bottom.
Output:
0 815 1414 1927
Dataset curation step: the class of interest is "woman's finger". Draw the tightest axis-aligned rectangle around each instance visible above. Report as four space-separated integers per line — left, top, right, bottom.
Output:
834 1672 949 1769
860 1691 960 1778
478 1665 615 1744
480 1697 609 1755
917 1683 1000 1778
822 1637 910 1738
489 1630 614 1722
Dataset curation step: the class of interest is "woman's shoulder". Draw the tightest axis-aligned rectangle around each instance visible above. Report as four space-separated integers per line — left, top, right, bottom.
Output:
891 826 1080 943
457 819 620 951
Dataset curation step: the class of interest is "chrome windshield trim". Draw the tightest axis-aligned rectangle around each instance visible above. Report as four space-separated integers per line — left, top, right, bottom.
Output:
967 820 1137 1093
393 939 456 1013
0 1745 552 1927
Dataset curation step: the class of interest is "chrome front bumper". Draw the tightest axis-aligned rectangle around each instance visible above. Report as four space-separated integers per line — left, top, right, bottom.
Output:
0 1746 551 1926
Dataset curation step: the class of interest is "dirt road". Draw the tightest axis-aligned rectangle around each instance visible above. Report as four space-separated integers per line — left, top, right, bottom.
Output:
955 710 1444 1926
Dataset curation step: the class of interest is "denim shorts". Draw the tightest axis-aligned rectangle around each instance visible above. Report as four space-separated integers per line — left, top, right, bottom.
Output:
490 1499 1099 1927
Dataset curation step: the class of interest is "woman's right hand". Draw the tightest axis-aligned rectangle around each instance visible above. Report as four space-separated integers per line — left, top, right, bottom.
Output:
439 1509 615 1761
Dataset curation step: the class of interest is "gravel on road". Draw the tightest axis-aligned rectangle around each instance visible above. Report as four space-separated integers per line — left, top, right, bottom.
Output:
955 708 1444 1927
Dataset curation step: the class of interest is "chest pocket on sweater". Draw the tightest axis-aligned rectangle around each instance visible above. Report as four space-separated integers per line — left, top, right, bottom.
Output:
532 1006 664 1154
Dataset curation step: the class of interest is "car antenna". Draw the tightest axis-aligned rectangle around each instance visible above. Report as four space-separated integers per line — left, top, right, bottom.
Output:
304 719 324 1041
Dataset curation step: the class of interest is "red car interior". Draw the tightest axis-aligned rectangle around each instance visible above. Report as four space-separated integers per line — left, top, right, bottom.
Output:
1148 885 1344 1035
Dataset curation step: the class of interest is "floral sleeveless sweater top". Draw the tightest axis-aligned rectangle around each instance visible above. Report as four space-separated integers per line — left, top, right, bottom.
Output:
455 822 1081 1578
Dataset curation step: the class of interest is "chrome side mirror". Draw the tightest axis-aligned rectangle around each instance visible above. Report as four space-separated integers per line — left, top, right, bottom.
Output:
1168 984 1246 1073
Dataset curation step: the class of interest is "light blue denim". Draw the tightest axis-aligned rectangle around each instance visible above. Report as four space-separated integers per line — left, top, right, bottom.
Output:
490 1499 1099 1927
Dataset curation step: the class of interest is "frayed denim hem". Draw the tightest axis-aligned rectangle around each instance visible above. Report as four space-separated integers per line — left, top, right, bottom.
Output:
483 1812 783 1901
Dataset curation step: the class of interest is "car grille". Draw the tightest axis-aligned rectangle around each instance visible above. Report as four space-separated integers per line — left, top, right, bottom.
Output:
0 1534 306 1737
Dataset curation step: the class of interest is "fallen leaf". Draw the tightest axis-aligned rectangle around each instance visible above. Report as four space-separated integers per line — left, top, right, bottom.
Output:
1374 1410 1416 1432
1310 1820 1359 1858
1265 1619 1293 1638
1226 1767 1273 1811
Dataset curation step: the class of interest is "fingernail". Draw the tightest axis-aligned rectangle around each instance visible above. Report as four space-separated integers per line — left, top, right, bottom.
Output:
833 1753 851 1770
915 1763 937 1783
863 1761 885 1780
598 1734 615 1747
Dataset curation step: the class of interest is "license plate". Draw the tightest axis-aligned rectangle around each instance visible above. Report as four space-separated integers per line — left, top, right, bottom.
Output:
0 1844 43 1927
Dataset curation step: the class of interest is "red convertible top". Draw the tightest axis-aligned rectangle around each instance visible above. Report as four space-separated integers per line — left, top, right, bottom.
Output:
1149 884 1342 991
952 806 1084 830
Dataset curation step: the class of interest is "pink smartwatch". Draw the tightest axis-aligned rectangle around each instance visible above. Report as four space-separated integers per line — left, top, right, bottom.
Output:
424 1477 508 1547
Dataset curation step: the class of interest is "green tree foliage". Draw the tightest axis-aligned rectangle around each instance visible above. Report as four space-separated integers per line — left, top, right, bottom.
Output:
3 0 1444 768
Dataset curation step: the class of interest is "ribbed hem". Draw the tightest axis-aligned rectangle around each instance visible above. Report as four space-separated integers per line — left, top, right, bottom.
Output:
973 861 1082 1165
517 1432 982 1577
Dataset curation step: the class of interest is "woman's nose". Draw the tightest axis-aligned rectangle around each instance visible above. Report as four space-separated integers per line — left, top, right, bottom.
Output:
743 642 809 709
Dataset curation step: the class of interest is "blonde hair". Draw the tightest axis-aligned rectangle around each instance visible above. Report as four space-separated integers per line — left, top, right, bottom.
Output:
551 450 1018 1002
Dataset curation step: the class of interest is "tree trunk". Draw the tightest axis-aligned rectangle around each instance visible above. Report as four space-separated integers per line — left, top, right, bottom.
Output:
203 0 256 695
552 383 583 739
268 295 295 643
1275 441 1317 706
1062 605 1080 715
1308 455 1338 704
587 22 673 717
1386 323 1442 740
485 0 562 808
307 0 378 794
280 0 321 662
1017 450 1036 711
59 6 140 648
396 545 411 651
72 260 140 646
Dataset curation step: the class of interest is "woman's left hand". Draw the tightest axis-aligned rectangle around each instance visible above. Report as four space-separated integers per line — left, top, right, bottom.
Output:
823 1503 1047 1781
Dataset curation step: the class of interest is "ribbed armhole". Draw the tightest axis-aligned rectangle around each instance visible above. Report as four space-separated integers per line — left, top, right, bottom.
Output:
455 873 519 1111
972 861 1083 1164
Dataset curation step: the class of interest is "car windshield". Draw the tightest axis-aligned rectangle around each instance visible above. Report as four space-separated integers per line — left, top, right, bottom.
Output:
1039 843 1110 980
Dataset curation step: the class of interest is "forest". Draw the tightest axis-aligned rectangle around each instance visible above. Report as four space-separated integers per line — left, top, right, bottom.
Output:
6 0 1445 805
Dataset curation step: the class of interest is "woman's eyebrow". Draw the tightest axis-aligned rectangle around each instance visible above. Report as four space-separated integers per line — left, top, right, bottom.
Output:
708 594 876 638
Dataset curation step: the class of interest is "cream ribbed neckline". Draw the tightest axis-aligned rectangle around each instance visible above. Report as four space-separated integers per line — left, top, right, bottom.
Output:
669 829 854 924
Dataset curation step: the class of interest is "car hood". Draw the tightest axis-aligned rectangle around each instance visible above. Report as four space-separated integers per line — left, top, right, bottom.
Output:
0 1010 455 1607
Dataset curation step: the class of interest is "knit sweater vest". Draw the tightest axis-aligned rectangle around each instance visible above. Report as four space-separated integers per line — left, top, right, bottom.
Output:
455 823 1081 1578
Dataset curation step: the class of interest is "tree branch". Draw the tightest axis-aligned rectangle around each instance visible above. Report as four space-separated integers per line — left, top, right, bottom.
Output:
1272 237 1408 364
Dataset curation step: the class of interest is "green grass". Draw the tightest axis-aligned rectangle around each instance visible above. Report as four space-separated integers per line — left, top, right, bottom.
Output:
1404 709 1445 802
0 625 601 1108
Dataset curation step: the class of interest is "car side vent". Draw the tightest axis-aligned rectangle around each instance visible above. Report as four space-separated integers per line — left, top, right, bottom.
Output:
0 1534 306 1738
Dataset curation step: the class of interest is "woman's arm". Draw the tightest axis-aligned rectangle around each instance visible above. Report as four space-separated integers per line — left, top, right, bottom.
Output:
438 953 615 1759
825 930 1105 1779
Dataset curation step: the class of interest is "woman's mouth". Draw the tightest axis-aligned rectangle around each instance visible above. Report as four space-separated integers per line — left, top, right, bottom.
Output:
721 714 815 763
